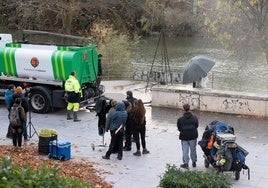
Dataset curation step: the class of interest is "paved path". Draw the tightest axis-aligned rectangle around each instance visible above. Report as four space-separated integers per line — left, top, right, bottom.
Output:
0 80 267 188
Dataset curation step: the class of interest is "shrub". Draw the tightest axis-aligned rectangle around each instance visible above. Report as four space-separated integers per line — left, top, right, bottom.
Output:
159 164 232 188
0 156 91 188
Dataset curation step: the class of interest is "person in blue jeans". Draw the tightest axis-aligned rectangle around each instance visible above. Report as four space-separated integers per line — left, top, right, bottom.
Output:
177 103 199 169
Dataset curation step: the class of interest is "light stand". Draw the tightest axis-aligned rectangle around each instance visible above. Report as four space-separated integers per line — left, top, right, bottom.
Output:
145 28 171 91
27 109 38 139
26 91 38 139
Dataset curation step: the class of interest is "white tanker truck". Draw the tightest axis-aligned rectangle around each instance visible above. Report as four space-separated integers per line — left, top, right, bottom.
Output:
0 30 103 113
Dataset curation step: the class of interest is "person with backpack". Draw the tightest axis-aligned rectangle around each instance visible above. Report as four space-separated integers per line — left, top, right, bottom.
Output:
10 86 29 141
9 98 26 148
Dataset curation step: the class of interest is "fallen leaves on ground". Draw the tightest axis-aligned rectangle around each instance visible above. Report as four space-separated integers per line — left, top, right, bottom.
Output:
0 144 113 188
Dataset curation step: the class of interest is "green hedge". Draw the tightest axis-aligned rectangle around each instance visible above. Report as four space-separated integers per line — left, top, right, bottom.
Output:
159 164 232 188
0 156 91 188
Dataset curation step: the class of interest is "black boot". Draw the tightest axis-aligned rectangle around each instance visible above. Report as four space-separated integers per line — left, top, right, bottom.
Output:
6 125 12 139
67 110 73 120
73 112 81 122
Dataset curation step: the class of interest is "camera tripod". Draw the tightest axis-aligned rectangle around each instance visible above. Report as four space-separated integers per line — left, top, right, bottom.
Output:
26 109 38 139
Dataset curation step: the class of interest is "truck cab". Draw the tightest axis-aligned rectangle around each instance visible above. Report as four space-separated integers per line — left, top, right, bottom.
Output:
0 30 104 113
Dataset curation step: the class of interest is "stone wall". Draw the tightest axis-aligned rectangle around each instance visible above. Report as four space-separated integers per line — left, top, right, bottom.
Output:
151 85 268 117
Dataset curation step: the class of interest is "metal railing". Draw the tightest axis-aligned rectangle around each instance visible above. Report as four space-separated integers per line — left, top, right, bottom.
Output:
101 63 268 94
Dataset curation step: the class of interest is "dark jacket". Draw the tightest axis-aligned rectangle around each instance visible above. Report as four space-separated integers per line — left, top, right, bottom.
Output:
126 91 137 106
112 102 127 131
98 58 103 76
177 112 198 140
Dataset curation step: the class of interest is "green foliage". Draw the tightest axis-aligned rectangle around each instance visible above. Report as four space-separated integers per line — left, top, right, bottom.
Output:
1 0 200 38
159 164 231 188
0 156 91 188
95 23 140 79
203 0 268 62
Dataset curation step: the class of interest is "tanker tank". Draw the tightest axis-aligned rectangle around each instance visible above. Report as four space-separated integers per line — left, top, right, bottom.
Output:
0 43 98 84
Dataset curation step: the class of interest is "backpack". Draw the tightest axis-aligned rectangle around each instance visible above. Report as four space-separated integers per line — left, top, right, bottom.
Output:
9 106 22 128
215 122 230 133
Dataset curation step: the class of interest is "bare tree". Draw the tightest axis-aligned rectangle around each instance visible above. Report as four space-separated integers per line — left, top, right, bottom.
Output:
203 0 268 63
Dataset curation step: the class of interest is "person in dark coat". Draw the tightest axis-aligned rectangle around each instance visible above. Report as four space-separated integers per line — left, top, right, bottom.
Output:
123 101 133 151
10 97 26 148
96 54 103 86
95 96 107 136
102 101 127 160
177 103 199 169
126 90 137 143
5 84 16 138
10 86 29 141
126 90 137 106
98 54 103 77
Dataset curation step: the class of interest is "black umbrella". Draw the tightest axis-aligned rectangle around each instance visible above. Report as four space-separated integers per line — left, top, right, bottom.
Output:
182 55 216 84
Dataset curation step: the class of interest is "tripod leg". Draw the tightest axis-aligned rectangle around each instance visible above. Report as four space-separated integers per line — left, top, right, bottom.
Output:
27 122 39 139
31 123 39 137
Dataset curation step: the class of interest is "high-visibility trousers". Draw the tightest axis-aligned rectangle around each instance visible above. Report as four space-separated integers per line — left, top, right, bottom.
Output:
67 102 79 112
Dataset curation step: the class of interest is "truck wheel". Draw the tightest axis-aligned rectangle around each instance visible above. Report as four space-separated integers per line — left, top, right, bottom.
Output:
29 87 51 113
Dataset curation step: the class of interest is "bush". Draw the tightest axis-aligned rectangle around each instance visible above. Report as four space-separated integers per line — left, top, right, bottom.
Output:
0 156 91 188
159 164 231 188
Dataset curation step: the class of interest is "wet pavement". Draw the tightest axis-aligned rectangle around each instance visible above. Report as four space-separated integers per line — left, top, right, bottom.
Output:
0 80 268 188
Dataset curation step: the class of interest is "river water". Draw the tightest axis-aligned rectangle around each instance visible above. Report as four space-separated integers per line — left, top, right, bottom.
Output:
135 36 268 94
